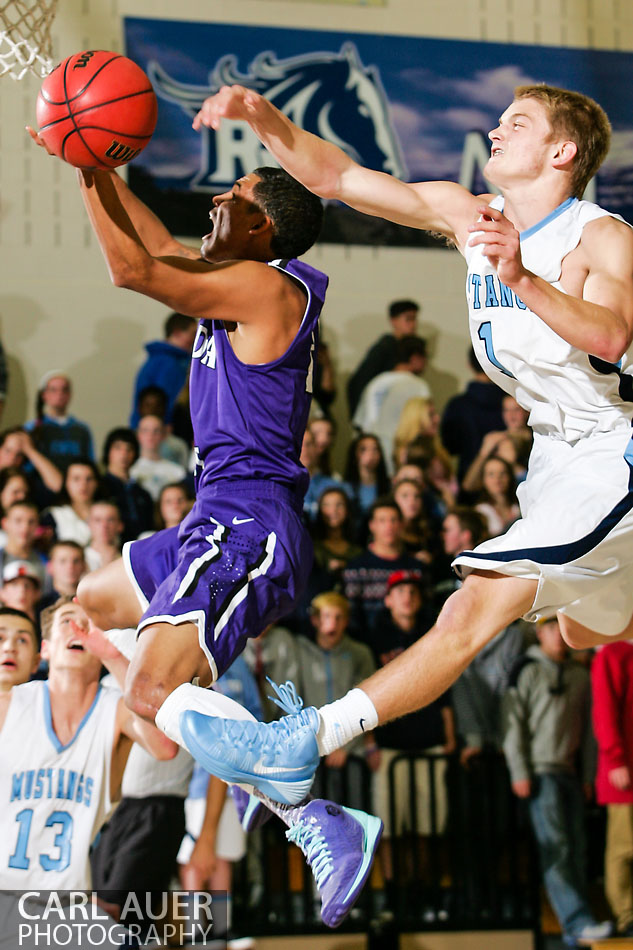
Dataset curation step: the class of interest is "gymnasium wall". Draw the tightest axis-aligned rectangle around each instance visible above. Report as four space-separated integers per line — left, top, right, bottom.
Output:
1 0 632 462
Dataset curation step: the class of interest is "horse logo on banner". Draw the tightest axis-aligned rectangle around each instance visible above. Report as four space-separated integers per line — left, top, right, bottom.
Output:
147 43 407 190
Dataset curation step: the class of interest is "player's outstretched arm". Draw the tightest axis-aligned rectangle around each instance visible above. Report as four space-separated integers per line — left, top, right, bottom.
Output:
76 167 287 321
469 205 633 361
77 167 158 288
104 170 199 260
27 125 197 260
70 619 178 761
194 85 479 245
76 167 208 303
114 694 178 759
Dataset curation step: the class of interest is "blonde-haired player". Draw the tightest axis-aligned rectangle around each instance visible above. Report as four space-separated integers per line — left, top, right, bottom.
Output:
187 86 633 909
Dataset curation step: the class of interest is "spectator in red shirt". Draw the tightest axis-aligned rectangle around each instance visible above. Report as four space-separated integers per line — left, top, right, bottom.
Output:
591 641 633 937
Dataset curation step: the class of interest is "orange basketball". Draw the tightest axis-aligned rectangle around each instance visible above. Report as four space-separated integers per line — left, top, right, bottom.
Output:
36 50 157 169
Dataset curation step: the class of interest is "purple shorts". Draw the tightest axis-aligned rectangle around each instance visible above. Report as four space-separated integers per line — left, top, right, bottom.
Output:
123 479 311 680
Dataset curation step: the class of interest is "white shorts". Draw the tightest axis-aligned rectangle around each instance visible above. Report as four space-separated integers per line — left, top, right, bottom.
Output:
454 427 633 636
177 795 246 865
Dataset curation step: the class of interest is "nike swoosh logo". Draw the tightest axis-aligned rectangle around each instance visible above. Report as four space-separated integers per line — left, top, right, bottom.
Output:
232 516 254 525
252 760 309 775
359 718 366 732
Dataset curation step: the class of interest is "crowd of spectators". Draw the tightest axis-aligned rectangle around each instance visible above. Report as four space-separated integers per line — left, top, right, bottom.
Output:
2 300 630 945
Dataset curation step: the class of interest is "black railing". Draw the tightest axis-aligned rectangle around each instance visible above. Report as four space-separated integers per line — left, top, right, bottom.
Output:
231 749 542 943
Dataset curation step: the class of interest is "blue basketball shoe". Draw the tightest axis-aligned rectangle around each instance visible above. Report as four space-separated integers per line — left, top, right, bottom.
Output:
180 680 320 805
230 786 273 832
287 800 383 928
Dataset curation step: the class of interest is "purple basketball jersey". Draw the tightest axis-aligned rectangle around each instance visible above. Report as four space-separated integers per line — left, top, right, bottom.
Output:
125 257 329 679
189 258 328 500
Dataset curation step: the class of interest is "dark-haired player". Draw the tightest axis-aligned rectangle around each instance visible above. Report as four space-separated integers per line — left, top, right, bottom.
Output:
27 133 382 926
70 164 326 751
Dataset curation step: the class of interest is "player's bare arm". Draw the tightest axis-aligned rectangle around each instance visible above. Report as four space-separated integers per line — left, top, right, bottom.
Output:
110 692 177 804
27 125 197 259
104 169 199 259
180 775 227 889
31 125 292 331
69 620 178 783
77 169 301 344
194 84 482 243
468 206 633 361
114 684 177 759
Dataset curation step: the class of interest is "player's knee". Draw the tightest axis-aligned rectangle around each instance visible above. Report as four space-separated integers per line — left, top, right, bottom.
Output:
438 585 480 637
76 572 101 618
124 645 179 721
558 614 608 650
123 667 164 722
560 629 588 650
77 563 136 629
436 583 500 658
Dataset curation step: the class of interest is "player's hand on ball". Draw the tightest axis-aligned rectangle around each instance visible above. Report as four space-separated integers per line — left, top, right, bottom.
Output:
193 84 261 131
28 125 101 178
26 125 56 156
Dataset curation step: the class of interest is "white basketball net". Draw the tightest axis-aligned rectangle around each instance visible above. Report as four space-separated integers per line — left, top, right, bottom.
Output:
0 0 58 80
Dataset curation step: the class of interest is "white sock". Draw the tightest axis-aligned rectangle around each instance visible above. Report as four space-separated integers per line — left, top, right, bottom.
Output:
316 688 378 755
155 682 256 749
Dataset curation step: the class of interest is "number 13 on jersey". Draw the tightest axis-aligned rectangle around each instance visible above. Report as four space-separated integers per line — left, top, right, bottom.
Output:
9 808 73 872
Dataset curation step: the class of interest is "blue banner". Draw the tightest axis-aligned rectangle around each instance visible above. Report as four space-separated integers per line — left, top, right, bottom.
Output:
124 17 633 246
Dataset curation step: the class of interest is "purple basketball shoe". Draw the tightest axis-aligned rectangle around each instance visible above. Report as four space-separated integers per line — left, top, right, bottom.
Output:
230 786 273 832
286 800 383 928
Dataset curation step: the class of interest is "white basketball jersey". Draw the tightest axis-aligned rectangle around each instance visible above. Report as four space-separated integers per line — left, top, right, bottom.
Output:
0 680 119 889
465 196 633 442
